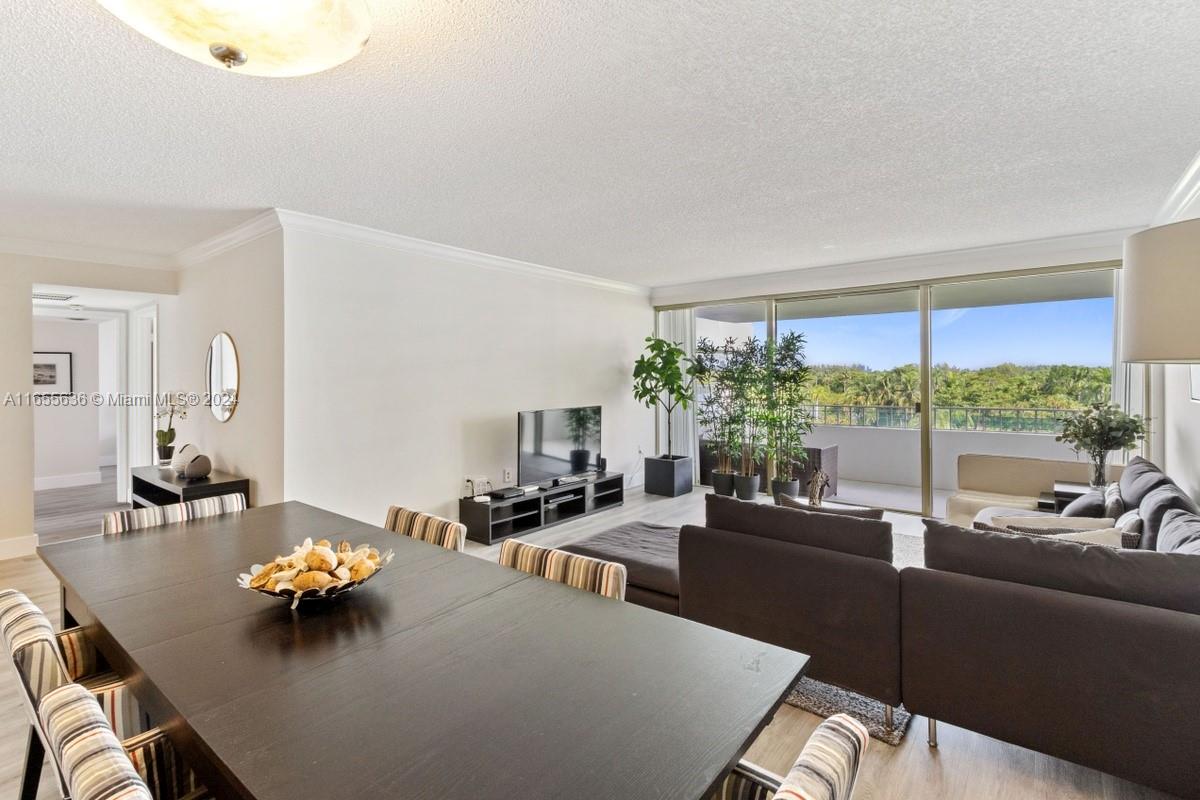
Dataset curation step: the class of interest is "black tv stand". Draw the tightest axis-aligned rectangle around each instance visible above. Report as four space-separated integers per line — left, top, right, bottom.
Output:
459 472 624 546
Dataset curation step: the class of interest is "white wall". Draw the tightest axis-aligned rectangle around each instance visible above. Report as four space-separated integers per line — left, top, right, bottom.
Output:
1162 365 1200 498
158 231 285 506
805 424 1090 491
97 319 119 467
282 227 655 524
32 318 101 489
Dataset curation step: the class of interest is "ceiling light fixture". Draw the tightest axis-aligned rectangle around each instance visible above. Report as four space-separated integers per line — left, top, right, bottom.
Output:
96 0 372 78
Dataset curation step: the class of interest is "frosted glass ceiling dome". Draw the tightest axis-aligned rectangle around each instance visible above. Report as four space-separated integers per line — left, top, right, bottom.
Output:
97 0 372 77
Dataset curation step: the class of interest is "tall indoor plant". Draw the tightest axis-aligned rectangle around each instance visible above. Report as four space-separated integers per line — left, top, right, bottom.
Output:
633 335 700 496
762 332 814 498
728 337 768 500
1056 403 1146 488
694 337 741 496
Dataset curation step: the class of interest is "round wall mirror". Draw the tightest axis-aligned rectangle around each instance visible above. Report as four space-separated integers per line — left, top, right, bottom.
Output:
205 332 240 422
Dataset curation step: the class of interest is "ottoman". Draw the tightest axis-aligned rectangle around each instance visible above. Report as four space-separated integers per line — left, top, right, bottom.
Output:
561 521 680 614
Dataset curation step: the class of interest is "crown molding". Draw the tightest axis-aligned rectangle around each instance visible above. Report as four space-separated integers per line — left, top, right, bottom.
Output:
173 209 282 267
273 209 649 297
1155 148 1200 224
651 227 1141 307
0 235 173 270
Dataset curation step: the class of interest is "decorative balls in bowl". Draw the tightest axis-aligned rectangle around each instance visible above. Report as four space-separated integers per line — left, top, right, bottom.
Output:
238 537 394 609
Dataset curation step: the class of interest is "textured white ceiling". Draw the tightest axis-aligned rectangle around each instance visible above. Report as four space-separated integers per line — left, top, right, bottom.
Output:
3 0 1199 287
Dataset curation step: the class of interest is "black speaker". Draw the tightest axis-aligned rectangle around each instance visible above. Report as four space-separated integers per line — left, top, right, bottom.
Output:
597 457 608 472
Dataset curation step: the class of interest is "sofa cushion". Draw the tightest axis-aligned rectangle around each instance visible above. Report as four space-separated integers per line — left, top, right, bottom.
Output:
775 493 886 520
992 515 1115 531
1118 456 1172 507
923 518 1200 615
704 494 892 562
1137 484 1200 550
1061 491 1104 517
560 522 680 598
973 506 1055 527
1157 509 1200 556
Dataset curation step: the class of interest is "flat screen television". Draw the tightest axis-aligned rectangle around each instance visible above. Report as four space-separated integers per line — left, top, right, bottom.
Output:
518 406 601 485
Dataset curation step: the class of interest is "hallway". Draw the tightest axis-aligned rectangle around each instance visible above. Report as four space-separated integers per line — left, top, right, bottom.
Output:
34 465 127 545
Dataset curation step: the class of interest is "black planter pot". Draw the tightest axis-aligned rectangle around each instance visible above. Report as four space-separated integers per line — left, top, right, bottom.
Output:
645 455 693 497
771 478 801 499
734 474 759 501
711 471 736 497
569 449 592 473
157 445 174 466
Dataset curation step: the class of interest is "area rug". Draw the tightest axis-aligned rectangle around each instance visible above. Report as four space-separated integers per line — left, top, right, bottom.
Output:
784 677 913 746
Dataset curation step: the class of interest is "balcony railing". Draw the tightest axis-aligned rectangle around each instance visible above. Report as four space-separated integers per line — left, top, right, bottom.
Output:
808 404 1083 434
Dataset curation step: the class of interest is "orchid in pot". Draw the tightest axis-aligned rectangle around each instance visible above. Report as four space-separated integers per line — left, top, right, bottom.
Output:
155 392 189 465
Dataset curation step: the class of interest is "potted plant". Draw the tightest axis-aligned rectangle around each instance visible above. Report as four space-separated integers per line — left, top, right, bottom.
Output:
729 337 767 500
633 335 700 496
1056 403 1146 488
764 332 814 498
564 406 600 473
694 337 741 496
155 392 189 466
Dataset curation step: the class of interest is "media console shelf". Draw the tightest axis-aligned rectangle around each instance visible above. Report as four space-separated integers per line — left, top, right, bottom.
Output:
460 472 624 546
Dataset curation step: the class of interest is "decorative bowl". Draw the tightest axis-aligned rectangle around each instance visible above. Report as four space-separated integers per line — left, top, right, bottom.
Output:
238 537 394 610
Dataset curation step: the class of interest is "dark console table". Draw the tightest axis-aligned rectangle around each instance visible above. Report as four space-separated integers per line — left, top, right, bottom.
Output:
130 465 251 509
460 472 624 545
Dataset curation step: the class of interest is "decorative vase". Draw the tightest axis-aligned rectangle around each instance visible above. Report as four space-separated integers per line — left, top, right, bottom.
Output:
771 478 801 499
711 471 736 497
733 474 759 501
157 445 174 466
1090 454 1108 489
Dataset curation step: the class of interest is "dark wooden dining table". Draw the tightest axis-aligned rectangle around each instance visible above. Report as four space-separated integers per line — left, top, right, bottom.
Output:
38 501 809 799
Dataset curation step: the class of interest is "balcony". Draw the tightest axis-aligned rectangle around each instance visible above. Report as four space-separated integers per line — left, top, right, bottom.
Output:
807 404 1085 515
702 405 1090 517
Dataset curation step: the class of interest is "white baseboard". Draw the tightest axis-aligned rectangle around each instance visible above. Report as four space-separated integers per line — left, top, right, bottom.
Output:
35 471 103 491
0 535 38 561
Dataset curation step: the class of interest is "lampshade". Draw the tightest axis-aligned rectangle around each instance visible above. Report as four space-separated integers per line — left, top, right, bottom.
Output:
1120 217 1200 363
96 0 372 78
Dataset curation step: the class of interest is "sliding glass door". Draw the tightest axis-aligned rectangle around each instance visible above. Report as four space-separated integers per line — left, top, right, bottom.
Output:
929 270 1117 511
775 290 924 512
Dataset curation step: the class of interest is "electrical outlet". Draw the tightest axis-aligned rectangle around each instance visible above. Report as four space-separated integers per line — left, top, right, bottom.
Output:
464 474 490 497
503 468 513 484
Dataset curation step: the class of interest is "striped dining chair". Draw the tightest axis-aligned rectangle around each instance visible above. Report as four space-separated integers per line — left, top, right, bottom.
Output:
383 506 467 552
497 540 627 601
711 714 869 800
103 492 247 535
1 590 209 800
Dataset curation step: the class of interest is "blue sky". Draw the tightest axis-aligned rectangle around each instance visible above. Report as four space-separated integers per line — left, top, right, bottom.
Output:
769 297 1114 370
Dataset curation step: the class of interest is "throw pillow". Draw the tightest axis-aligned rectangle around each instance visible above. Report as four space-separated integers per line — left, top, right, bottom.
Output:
1156 509 1200 556
993 515 1116 531
1060 491 1104 518
775 493 886 520
1115 509 1143 533
1118 455 1172 507
1103 482 1125 518
1137 484 1200 549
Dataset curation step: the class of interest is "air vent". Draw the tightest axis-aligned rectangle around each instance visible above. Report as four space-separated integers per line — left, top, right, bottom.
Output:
32 292 76 302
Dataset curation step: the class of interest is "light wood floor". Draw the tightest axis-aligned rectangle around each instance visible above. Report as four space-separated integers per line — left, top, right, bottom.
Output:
2 488 1177 799
34 466 128 546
